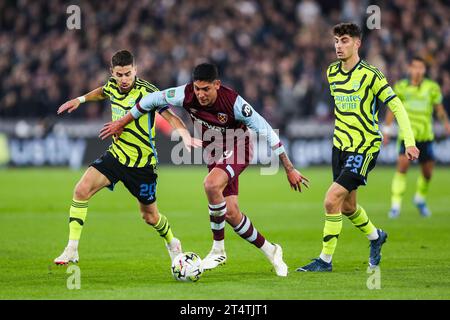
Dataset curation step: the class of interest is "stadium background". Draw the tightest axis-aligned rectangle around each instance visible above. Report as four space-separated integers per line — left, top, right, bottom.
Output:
1 0 450 301
1 0 450 168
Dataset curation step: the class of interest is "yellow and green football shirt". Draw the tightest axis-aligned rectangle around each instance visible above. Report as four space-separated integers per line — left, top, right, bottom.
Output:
102 77 166 168
327 59 398 154
394 78 442 142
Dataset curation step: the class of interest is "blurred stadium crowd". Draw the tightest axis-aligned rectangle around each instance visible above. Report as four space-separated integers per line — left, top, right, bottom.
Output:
1 0 449 132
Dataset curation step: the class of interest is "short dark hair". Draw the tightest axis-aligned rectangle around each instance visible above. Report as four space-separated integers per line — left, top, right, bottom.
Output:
111 50 134 67
192 63 219 82
333 23 362 39
411 56 426 66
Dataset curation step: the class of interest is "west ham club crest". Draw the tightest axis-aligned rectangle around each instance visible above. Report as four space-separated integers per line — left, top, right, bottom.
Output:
217 112 228 124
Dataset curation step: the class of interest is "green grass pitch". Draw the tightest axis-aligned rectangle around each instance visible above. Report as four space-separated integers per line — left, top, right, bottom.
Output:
1 165 449 299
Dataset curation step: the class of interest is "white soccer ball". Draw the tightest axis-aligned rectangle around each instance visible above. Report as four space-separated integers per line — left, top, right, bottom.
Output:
171 252 204 282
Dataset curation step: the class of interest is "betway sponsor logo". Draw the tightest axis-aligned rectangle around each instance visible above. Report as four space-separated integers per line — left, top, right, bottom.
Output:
190 114 226 133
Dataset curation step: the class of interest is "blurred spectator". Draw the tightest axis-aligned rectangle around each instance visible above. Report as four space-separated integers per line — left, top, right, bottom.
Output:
297 0 322 26
0 0 449 133
262 95 283 130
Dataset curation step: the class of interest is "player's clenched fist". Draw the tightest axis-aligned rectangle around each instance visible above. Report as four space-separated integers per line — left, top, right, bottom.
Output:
405 146 420 161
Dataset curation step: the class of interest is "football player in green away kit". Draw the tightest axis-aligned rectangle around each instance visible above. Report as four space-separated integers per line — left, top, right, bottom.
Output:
384 56 450 218
297 23 419 272
54 50 200 265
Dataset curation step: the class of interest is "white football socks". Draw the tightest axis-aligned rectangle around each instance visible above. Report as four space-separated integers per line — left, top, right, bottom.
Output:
319 253 332 263
212 240 225 252
260 241 276 260
68 239 79 250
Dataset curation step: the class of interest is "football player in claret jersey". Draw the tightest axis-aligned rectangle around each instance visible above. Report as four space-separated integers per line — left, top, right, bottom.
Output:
384 56 450 218
296 23 420 272
54 50 200 265
100 63 310 277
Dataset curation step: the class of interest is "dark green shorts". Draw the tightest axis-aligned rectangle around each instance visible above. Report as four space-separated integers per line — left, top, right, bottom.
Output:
398 140 435 163
332 147 379 192
90 152 157 205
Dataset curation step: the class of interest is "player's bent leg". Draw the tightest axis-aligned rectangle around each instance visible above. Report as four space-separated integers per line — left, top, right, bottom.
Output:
226 196 288 276
389 155 409 218
204 168 229 204
297 183 347 272
140 202 182 261
342 191 379 240
324 182 348 213
340 188 387 267
344 201 387 267
414 160 434 217
54 167 111 265
224 195 242 226
140 202 160 225
202 168 229 270
320 184 346 266
346 204 379 240
73 167 111 201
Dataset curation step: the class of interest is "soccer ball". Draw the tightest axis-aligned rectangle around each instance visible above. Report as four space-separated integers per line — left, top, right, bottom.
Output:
171 252 203 282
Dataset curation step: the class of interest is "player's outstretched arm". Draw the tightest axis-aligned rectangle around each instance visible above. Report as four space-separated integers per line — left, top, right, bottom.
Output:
386 97 419 160
279 152 310 192
57 87 106 115
382 109 395 145
232 95 309 192
99 86 186 140
99 112 134 140
370 71 419 160
159 109 202 151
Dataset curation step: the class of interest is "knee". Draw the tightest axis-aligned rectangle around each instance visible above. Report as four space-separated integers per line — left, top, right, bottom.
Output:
204 177 222 196
423 173 432 180
324 194 340 213
73 182 91 200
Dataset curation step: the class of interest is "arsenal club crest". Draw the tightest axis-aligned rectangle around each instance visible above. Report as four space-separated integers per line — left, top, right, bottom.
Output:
352 80 360 91
217 112 228 124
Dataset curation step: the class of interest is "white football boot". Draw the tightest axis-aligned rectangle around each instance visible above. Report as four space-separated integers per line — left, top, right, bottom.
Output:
202 249 227 270
166 238 183 262
267 244 288 277
54 246 79 265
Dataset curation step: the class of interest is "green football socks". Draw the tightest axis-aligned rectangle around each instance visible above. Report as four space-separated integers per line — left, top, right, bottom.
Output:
348 205 378 240
153 214 174 244
321 213 342 257
391 171 406 209
69 199 88 241
415 175 430 201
